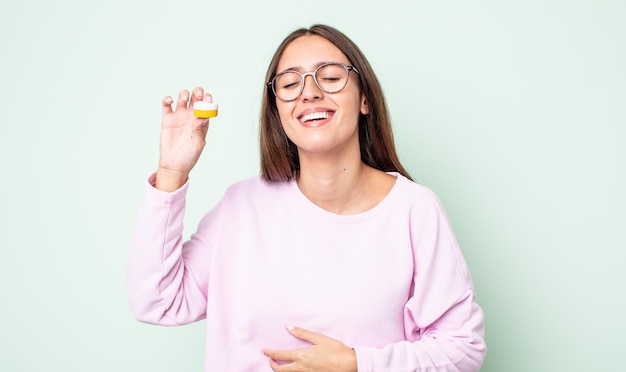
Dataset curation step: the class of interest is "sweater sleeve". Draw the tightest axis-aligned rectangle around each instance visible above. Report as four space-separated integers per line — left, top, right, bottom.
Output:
126 174 212 326
353 191 486 371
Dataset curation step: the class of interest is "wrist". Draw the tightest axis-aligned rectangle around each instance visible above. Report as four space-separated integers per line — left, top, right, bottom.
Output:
155 166 189 192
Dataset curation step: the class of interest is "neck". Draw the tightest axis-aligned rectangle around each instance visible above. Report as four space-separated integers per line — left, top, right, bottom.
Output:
296 148 392 214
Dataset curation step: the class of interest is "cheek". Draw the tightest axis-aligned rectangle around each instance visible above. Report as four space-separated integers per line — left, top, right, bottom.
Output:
276 106 292 130
345 95 365 119
276 100 293 119
276 103 297 138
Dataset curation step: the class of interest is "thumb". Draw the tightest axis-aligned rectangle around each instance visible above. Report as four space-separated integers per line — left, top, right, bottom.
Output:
192 117 210 137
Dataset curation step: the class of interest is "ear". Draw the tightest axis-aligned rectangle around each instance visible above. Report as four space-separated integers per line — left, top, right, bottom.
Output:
360 94 369 115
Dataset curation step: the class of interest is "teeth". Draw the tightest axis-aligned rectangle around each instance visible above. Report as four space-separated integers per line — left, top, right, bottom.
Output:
301 112 330 122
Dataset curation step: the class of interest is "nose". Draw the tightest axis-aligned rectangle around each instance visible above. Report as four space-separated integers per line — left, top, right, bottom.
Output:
300 73 322 101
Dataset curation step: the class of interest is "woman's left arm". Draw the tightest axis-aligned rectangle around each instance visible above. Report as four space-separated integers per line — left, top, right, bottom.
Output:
262 289 484 372
351 191 486 371
354 290 486 371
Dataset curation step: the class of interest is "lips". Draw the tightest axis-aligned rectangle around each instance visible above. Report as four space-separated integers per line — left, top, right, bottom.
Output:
298 110 335 125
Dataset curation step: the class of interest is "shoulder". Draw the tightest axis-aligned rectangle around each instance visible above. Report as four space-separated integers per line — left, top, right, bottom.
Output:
218 176 293 209
391 173 443 207
387 173 456 226
199 176 293 226
224 176 290 196
393 177 465 249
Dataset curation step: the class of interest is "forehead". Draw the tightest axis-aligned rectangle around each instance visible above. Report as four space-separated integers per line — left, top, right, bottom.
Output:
277 35 350 71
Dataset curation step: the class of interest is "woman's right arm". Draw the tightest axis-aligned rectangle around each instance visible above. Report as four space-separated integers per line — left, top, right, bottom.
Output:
126 87 215 325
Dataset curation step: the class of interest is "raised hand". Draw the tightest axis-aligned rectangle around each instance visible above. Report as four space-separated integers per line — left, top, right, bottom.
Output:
155 87 214 191
261 326 357 372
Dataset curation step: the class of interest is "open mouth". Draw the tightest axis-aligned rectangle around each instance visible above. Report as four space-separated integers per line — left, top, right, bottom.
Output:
299 111 333 123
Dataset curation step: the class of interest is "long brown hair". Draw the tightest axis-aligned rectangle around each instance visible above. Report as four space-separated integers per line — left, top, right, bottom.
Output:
260 24 412 182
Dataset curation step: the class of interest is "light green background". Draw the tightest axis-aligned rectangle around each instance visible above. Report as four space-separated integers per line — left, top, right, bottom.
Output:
1 0 624 371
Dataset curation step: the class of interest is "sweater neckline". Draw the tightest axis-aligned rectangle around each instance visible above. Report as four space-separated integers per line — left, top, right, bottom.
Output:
288 172 404 224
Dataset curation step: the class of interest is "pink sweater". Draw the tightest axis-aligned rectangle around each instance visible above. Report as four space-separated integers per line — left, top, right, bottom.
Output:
127 173 486 371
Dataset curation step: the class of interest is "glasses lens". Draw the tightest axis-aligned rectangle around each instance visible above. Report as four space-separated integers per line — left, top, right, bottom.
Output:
316 64 349 93
271 64 351 101
274 71 302 101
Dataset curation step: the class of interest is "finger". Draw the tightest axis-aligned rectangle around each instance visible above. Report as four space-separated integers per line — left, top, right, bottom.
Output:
285 325 328 345
162 95 173 115
190 86 204 104
261 348 297 362
175 89 190 111
268 358 294 372
202 92 213 103
192 117 210 136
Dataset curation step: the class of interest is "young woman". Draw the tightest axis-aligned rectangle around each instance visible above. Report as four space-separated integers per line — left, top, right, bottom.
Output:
128 24 486 371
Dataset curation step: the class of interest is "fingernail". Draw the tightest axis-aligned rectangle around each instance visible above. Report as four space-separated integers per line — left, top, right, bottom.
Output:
286 325 295 331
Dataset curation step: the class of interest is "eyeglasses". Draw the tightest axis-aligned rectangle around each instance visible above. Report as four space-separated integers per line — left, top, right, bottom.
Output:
267 62 360 102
